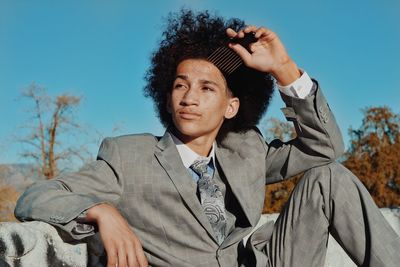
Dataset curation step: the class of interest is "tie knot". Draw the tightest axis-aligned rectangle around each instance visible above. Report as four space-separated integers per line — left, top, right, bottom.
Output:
190 158 210 176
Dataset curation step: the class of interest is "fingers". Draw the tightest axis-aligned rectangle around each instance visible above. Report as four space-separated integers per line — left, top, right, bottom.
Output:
127 247 138 267
226 28 237 38
97 204 148 267
106 244 127 267
134 239 148 267
226 27 254 39
124 237 147 267
106 241 147 267
234 25 258 39
125 240 136 267
228 42 252 65
246 25 276 41
107 248 117 267
228 25 275 41
243 25 259 34
118 247 128 267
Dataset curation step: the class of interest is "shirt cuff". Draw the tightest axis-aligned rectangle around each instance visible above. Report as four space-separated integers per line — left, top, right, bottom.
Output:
75 209 89 222
72 209 95 235
277 70 314 99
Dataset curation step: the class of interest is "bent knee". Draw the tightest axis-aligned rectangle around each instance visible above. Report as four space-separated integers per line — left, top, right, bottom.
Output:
302 162 358 186
303 161 365 197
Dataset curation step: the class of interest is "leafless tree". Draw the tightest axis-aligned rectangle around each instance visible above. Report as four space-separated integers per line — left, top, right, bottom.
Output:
18 83 92 179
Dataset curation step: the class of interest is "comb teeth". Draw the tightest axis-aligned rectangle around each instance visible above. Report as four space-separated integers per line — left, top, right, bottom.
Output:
207 46 243 75
207 32 257 76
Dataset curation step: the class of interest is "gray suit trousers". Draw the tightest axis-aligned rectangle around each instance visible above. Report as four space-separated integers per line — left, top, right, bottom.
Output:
247 162 400 267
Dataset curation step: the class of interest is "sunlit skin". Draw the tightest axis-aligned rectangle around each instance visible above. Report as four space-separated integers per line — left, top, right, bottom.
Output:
167 59 240 156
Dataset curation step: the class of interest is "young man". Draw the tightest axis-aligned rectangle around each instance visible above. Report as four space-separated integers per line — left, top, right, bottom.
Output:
15 10 400 267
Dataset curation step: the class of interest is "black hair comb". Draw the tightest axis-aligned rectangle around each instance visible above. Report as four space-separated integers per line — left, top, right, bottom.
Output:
207 32 257 75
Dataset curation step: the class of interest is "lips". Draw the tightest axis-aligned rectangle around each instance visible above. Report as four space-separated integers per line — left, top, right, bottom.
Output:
178 109 201 119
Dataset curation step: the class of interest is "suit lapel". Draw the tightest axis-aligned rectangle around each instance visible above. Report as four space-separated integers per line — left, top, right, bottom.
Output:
216 146 253 223
154 131 217 242
216 145 255 248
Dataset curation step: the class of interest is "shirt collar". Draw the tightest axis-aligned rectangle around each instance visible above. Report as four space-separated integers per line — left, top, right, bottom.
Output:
170 133 216 169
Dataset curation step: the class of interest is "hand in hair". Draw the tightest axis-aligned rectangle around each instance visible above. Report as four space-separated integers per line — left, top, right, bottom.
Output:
227 26 301 86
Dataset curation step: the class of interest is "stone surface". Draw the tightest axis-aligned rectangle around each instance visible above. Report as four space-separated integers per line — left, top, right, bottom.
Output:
0 221 86 267
1 208 399 266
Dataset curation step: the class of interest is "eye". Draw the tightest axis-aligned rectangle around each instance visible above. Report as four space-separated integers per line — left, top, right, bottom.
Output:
174 83 186 89
202 86 215 92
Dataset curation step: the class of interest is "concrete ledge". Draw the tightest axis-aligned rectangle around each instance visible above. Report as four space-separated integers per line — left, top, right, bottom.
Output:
0 221 87 267
1 208 399 266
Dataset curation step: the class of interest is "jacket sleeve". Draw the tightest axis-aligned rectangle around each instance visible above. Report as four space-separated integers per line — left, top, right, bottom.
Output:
263 82 345 184
14 137 124 240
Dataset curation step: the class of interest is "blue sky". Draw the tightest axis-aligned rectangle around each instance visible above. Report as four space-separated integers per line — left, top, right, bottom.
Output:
1 0 399 164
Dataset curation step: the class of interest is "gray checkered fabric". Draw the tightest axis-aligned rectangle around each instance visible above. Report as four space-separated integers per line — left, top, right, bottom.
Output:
191 158 227 245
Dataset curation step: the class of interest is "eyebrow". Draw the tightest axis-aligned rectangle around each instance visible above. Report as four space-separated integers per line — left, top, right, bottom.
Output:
174 75 220 87
175 74 188 81
200 79 219 86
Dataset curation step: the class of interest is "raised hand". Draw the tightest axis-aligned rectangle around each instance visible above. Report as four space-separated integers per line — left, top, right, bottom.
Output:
227 26 301 86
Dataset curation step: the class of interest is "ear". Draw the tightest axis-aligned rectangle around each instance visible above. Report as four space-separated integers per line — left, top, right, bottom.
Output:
224 97 240 119
166 93 172 113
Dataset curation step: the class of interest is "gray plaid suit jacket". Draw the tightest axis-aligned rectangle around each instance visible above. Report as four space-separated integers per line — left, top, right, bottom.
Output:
15 85 344 266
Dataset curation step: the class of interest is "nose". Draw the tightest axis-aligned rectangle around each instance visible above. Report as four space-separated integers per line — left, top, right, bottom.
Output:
180 87 199 106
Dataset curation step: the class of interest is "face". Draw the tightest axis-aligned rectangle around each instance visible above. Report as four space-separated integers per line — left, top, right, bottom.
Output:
167 59 239 141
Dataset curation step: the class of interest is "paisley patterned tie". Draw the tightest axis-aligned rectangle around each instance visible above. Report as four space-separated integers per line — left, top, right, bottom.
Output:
191 158 227 245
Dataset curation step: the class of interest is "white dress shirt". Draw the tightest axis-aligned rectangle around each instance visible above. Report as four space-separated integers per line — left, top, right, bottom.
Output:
277 70 314 98
170 133 216 168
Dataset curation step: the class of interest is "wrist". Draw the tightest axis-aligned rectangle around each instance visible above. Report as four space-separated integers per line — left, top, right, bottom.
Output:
86 203 107 222
271 59 301 86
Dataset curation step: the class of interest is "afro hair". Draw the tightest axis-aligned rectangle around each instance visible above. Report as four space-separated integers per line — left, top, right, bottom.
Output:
144 9 274 139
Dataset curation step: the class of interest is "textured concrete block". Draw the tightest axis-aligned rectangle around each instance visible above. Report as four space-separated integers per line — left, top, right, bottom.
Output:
0 221 86 267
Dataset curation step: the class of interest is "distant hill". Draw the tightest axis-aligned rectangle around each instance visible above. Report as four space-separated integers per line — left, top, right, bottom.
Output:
0 164 44 192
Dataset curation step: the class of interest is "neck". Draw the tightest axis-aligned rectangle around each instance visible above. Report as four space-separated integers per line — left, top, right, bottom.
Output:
172 129 216 157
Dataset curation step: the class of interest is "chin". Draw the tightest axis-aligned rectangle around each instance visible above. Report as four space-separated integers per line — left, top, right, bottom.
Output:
172 117 222 140
176 127 223 144
175 125 204 139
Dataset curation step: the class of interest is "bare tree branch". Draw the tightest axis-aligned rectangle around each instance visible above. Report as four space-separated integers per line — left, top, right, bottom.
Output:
17 83 90 179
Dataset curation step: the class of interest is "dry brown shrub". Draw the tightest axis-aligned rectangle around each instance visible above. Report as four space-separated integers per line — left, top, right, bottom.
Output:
0 184 20 222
